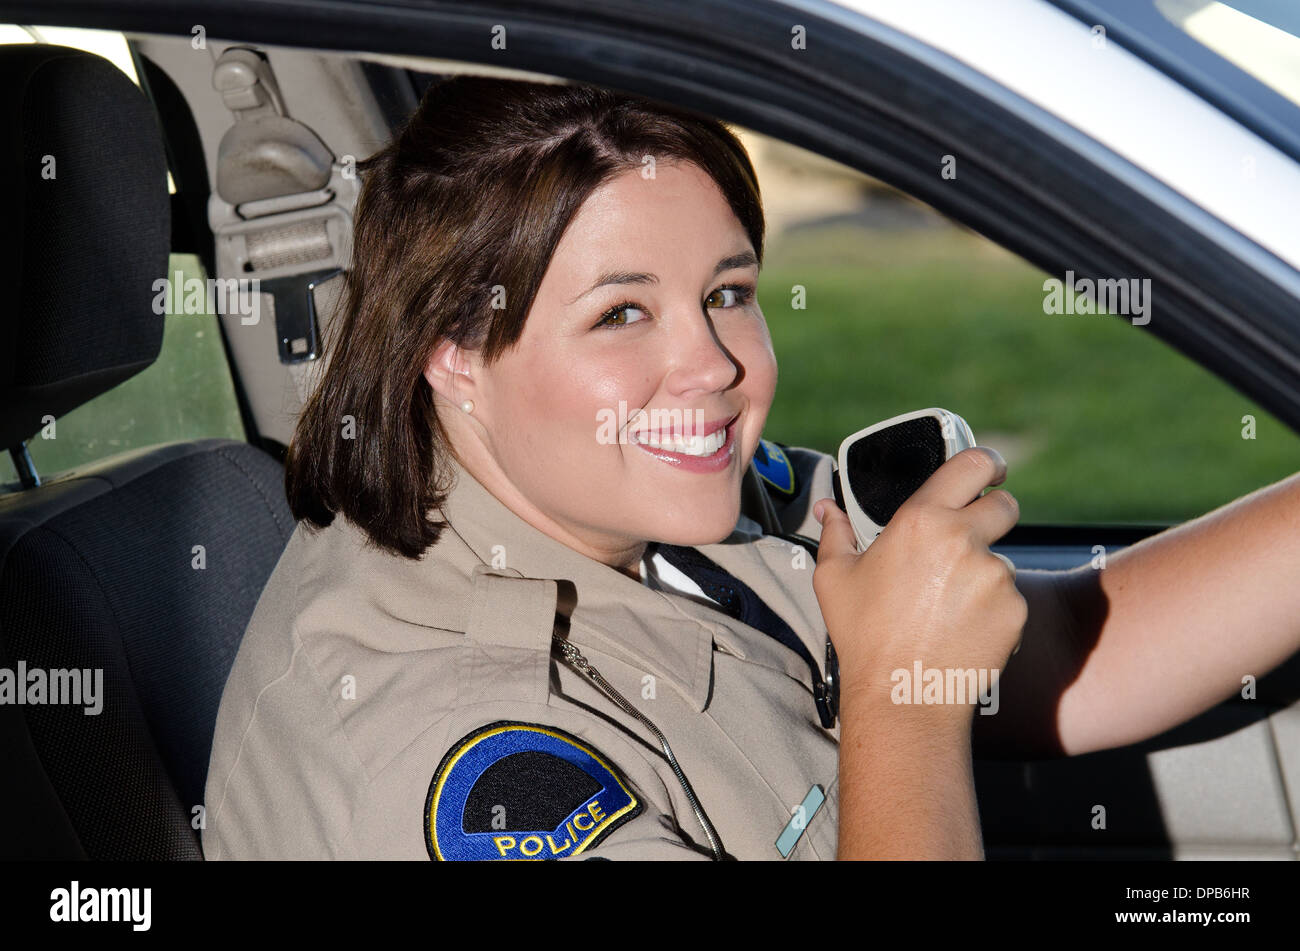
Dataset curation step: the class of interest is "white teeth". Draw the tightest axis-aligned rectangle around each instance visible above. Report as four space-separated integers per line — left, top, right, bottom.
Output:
634 426 727 456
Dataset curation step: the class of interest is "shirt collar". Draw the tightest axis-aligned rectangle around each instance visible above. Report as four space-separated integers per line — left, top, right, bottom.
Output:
430 454 720 712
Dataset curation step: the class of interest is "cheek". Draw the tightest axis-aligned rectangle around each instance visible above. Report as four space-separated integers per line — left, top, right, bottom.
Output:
485 355 566 458
568 346 658 420
505 348 652 445
737 322 778 406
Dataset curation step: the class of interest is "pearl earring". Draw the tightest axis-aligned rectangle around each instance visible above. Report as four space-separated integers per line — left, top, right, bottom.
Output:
460 399 474 414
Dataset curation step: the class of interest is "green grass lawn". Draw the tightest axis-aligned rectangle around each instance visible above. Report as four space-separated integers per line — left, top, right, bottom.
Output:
758 224 1300 524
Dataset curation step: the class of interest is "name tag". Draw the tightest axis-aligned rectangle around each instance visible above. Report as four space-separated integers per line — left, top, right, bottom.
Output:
775 784 826 858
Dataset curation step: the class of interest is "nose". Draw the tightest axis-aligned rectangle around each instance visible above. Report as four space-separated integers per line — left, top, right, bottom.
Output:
662 307 740 396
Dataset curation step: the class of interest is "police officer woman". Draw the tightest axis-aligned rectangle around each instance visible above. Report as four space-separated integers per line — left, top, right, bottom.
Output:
202 76 1300 860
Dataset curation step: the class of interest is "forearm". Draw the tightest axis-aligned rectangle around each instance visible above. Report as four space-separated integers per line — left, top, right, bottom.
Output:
836 686 983 860
1055 469 1300 754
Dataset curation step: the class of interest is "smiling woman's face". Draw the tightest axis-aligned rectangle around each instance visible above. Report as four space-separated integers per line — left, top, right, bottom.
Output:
430 159 777 570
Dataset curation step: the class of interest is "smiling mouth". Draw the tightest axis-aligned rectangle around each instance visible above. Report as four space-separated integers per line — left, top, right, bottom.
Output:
632 426 727 456
628 413 739 461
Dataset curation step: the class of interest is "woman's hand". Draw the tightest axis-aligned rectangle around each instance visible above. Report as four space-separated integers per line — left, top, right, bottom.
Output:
810 446 1027 859
812 446 1026 717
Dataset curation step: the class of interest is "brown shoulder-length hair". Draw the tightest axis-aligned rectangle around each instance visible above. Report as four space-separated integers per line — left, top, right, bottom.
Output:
285 76 765 559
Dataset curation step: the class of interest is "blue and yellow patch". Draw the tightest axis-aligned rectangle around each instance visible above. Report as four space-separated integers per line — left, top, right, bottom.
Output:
754 438 796 496
424 721 641 860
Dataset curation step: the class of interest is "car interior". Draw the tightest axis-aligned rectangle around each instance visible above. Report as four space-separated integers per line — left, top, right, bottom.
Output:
1 24 1298 860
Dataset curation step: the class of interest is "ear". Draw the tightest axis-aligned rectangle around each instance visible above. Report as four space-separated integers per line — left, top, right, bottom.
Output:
424 338 481 408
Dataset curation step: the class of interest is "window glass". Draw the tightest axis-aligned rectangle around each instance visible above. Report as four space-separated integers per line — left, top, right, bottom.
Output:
746 131 1300 524
1155 0 1300 107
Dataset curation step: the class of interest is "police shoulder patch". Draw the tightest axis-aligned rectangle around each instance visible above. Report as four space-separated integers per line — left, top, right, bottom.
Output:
425 721 642 860
754 438 797 496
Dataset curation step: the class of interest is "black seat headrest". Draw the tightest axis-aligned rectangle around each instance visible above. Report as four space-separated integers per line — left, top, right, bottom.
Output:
0 44 170 450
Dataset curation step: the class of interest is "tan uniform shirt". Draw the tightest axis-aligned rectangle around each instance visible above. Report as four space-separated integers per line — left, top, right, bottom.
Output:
203 444 840 860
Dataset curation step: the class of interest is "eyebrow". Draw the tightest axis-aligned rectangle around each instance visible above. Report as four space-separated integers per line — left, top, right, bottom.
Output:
567 250 759 305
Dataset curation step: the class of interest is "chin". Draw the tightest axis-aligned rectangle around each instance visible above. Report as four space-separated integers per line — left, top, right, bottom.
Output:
654 499 742 547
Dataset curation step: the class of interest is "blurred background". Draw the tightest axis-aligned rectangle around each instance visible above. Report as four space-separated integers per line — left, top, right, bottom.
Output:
740 128 1300 524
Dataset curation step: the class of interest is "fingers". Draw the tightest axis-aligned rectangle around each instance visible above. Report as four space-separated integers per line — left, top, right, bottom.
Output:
963 487 1021 547
908 447 1006 512
989 552 1021 656
812 498 858 566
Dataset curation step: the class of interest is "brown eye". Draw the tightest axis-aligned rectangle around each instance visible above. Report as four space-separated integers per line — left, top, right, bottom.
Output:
595 302 648 329
705 285 753 309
